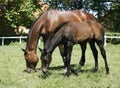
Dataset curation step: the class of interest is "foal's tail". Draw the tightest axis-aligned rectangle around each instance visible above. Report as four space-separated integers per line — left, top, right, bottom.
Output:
48 21 69 40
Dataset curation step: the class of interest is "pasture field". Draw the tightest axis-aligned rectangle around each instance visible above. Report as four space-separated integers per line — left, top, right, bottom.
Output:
0 42 120 88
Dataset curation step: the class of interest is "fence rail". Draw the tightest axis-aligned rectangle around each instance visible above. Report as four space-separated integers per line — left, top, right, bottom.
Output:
0 36 27 46
104 35 120 46
0 36 120 46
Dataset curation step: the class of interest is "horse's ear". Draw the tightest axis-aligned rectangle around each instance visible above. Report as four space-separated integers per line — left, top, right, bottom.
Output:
21 48 26 52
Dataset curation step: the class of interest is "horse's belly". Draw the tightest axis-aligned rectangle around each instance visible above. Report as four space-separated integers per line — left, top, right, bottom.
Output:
75 34 94 42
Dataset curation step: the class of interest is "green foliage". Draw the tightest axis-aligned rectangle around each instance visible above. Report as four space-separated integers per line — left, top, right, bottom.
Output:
0 43 120 88
46 0 120 32
46 0 82 10
2 0 40 29
1 0 120 35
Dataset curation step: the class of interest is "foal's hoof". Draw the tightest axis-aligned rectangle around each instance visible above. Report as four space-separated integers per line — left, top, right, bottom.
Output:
70 68 78 76
64 72 70 77
106 71 109 75
79 62 85 66
106 67 109 75
64 70 70 77
93 68 98 72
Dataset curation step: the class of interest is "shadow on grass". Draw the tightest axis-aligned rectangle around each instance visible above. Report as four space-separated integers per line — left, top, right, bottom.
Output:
80 69 96 73
39 72 52 79
23 64 102 79
49 64 76 71
38 64 77 78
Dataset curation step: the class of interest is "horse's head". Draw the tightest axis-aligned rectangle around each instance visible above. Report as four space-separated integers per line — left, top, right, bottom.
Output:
39 48 52 74
22 49 39 73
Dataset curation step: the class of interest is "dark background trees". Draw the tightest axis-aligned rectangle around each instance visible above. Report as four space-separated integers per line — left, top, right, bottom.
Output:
0 0 120 36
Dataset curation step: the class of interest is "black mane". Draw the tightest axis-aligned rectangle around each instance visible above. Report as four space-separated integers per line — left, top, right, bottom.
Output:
48 21 69 41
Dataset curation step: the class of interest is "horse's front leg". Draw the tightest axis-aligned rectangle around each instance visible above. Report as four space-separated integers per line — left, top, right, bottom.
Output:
58 44 66 67
64 42 77 77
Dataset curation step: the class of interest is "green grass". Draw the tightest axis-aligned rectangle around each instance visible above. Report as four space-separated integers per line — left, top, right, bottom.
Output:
0 43 120 88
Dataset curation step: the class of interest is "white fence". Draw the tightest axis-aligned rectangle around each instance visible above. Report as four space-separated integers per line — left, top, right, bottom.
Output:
104 35 120 46
0 36 27 46
0 36 120 46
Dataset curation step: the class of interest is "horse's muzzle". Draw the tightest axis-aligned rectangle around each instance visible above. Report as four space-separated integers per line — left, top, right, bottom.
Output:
24 67 36 73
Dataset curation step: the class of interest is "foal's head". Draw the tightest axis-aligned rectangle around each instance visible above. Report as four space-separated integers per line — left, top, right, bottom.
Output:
22 49 39 73
39 48 52 74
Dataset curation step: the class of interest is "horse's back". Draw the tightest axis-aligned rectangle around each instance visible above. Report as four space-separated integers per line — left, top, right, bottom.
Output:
39 9 97 34
62 20 103 42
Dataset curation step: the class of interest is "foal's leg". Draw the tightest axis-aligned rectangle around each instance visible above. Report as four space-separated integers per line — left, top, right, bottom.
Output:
97 41 109 74
64 42 77 76
79 42 87 66
89 40 98 72
58 44 66 66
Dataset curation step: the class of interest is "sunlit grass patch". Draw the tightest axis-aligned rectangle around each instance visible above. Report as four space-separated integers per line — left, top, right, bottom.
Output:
0 43 120 88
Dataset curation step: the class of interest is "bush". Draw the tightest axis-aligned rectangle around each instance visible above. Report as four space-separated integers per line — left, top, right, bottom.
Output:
105 32 120 44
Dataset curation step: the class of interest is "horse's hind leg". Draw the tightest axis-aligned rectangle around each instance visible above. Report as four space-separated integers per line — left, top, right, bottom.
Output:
97 41 109 74
79 42 87 66
89 40 98 72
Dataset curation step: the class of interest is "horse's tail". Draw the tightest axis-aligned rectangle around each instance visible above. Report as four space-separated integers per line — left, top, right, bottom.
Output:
98 23 105 45
48 21 69 40
101 25 105 45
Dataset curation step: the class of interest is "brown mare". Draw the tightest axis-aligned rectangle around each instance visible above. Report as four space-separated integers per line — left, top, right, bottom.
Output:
22 9 98 73
39 21 109 76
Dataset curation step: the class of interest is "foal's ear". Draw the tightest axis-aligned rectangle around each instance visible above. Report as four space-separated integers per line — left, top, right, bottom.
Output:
38 47 43 52
21 48 26 52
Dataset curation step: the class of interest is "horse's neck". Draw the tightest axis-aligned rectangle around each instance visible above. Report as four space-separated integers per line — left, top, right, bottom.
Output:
26 30 39 53
26 19 44 53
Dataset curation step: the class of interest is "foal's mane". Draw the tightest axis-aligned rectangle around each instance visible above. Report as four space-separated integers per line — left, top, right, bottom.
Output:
48 21 69 41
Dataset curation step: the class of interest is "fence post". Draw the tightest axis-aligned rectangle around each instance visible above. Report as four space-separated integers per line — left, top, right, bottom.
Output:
104 35 107 46
2 37 4 46
19 36 22 44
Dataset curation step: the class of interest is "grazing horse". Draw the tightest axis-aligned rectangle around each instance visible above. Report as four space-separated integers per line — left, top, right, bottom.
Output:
22 9 98 73
39 21 109 76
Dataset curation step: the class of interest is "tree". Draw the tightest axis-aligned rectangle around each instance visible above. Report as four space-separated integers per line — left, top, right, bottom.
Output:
0 0 40 36
0 0 120 36
44 0 82 10
45 0 120 32
103 1 120 32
